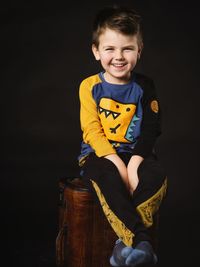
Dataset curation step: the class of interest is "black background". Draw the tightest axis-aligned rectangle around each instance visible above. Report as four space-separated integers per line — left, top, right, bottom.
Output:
1 0 199 266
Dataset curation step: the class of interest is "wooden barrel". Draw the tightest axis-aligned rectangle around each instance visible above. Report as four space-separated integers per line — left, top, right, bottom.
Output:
56 177 117 267
56 177 159 267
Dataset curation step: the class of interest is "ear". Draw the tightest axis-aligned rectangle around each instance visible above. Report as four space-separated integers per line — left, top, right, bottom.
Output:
92 44 100 61
137 51 141 60
137 43 143 60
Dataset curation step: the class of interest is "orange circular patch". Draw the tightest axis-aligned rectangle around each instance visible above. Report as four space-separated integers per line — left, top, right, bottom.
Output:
150 100 159 113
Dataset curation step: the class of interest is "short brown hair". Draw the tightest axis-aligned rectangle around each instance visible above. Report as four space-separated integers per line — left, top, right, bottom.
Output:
92 6 143 47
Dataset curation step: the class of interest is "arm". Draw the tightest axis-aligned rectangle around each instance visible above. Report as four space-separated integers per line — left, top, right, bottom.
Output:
127 155 143 193
79 78 116 157
127 77 160 193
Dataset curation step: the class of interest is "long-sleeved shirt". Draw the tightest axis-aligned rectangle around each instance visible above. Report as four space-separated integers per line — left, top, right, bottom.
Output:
78 71 161 165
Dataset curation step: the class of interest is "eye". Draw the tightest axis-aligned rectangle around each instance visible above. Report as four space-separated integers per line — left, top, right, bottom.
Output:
124 47 135 51
116 105 119 108
105 47 114 51
126 107 131 112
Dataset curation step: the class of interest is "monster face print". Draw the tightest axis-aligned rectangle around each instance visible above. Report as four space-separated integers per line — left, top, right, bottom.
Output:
98 98 140 143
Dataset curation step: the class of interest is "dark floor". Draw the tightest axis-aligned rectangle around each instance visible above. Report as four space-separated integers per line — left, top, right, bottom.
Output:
2 161 199 267
4 213 198 267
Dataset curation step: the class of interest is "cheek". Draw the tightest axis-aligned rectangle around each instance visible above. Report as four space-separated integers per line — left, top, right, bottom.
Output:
124 51 138 59
100 54 112 64
128 55 138 65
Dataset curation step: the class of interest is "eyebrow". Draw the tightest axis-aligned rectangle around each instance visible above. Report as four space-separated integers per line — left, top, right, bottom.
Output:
123 45 136 49
102 45 136 49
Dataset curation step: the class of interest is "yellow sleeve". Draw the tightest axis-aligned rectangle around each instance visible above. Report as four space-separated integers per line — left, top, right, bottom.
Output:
79 76 116 157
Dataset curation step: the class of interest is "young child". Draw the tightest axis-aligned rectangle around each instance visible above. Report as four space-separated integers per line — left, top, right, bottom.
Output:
78 5 167 267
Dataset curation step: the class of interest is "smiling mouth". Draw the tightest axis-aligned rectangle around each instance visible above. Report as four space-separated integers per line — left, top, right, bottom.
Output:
112 63 126 67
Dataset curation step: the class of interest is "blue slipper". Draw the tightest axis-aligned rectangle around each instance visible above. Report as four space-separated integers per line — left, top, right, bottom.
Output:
122 241 158 267
110 239 131 266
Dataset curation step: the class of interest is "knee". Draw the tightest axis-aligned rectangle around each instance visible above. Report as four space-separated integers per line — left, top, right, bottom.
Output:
82 154 119 182
138 159 166 189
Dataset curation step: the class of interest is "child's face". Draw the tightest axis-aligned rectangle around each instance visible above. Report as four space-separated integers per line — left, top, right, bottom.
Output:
92 28 142 84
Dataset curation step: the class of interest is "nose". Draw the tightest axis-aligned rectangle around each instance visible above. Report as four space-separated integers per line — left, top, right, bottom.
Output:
115 49 124 60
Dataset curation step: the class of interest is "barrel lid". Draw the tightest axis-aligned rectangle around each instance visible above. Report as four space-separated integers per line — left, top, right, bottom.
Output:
60 177 89 192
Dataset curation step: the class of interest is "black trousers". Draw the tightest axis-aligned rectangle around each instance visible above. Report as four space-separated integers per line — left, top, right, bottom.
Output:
81 152 167 247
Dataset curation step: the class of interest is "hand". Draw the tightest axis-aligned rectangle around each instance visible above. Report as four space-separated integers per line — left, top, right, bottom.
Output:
127 155 143 193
